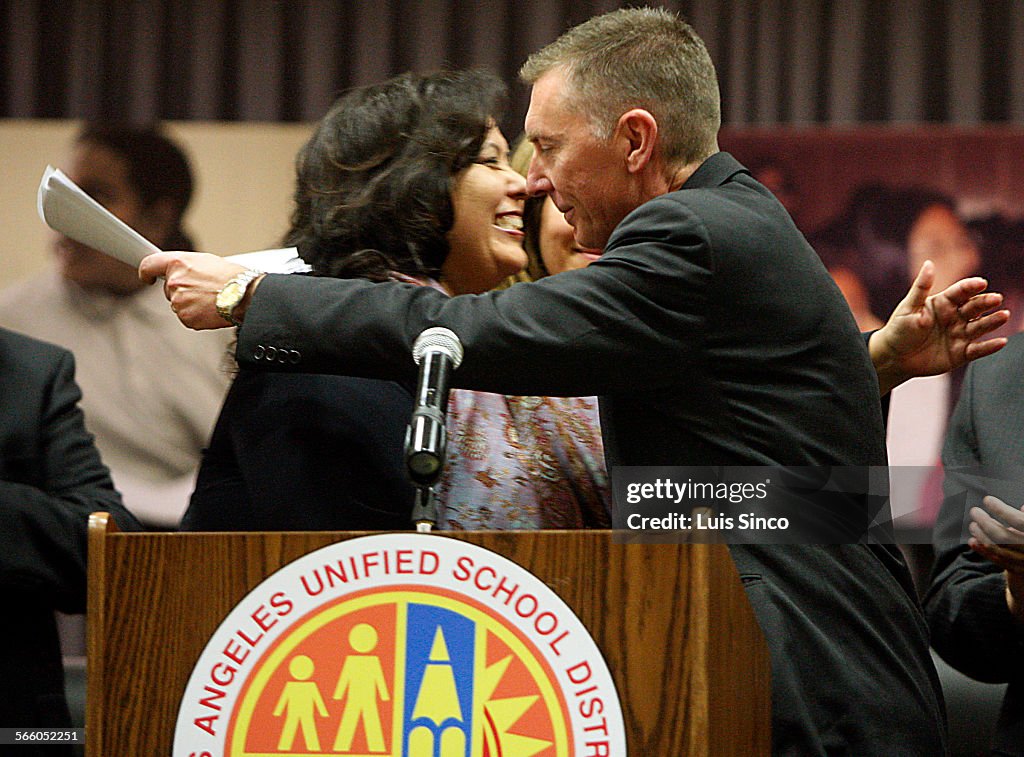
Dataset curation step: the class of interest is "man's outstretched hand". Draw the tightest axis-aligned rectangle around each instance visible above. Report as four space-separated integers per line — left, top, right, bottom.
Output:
139 251 254 330
869 260 1010 395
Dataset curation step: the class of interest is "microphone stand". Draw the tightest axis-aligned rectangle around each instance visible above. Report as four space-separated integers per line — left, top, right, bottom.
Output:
411 487 438 532
405 327 464 533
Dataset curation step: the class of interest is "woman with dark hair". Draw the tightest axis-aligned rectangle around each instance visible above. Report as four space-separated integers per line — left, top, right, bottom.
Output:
288 70 515 287
0 124 231 528
183 70 610 531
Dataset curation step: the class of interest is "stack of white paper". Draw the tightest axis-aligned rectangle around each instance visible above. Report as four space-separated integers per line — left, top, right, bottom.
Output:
36 166 310 274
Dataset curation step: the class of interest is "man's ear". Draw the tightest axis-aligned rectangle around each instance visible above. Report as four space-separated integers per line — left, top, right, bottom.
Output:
616 109 658 174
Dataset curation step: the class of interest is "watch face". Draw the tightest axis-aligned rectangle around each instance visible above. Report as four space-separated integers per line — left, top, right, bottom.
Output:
216 281 243 310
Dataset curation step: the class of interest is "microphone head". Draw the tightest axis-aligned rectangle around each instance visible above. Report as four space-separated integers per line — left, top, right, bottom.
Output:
412 326 464 368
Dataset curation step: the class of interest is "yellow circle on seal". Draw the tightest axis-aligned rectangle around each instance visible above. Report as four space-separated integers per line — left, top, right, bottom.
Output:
226 586 572 757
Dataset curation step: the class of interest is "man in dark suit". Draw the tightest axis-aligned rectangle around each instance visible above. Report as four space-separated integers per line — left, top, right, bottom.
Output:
926 332 1024 757
0 327 139 749
142 8 1007 755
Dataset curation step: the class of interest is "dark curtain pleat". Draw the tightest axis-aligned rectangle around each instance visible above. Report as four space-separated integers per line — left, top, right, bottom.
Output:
859 0 890 122
326 2 353 109
218 0 241 120
981 0 1012 121
709 1 735 123
722 1 749 125
742 3 761 123
776 0 793 123
159 0 191 120
813 2 834 123
566 0 601 28
278 0 303 121
348 0 392 90
97 1 134 120
921 0 950 122
234 0 283 121
0 0 7 114
389 1 415 77
0 0 1022 126
126 0 161 121
291 0 339 120
36 0 70 117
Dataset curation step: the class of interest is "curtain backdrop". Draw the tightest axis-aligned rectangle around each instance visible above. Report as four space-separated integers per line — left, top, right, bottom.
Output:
3 0 1023 135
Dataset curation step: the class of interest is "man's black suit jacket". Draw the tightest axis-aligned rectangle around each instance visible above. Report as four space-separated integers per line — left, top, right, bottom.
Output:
235 152 946 755
0 328 139 747
927 331 1024 756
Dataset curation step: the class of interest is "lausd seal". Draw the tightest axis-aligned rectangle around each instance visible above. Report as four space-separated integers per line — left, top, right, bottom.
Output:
173 533 625 756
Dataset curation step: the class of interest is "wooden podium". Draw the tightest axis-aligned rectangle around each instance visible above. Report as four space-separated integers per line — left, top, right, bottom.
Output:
86 513 770 755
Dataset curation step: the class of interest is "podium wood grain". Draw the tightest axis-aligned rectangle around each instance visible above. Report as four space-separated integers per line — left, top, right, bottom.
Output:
87 514 770 756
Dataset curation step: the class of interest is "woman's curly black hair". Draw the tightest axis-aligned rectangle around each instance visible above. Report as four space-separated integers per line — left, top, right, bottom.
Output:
285 69 508 282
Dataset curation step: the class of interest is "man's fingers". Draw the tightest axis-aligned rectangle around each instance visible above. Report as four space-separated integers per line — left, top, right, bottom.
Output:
964 309 1010 338
969 499 1024 565
983 494 1024 528
956 292 1004 321
969 519 1000 546
964 337 1009 362
970 498 1024 547
139 251 178 285
901 259 935 310
969 505 1011 545
936 276 991 307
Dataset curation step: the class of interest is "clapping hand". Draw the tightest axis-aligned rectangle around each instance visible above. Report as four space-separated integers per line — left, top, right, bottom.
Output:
968 494 1024 623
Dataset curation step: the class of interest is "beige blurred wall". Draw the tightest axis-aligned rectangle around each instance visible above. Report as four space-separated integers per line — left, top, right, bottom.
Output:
0 119 313 289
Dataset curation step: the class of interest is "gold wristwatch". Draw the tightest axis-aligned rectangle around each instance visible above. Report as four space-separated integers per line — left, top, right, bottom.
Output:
215 269 262 326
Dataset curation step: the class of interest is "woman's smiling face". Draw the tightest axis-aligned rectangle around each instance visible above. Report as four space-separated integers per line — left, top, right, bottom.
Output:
441 125 529 295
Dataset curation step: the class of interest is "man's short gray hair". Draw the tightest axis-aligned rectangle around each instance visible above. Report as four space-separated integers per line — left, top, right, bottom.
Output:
520 7 721 167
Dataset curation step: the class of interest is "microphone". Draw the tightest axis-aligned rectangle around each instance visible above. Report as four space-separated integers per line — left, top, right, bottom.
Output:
405 327 464 491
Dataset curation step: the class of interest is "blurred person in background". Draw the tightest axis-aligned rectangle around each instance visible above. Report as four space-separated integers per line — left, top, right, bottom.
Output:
0 124 232 529
926 329 1024 756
